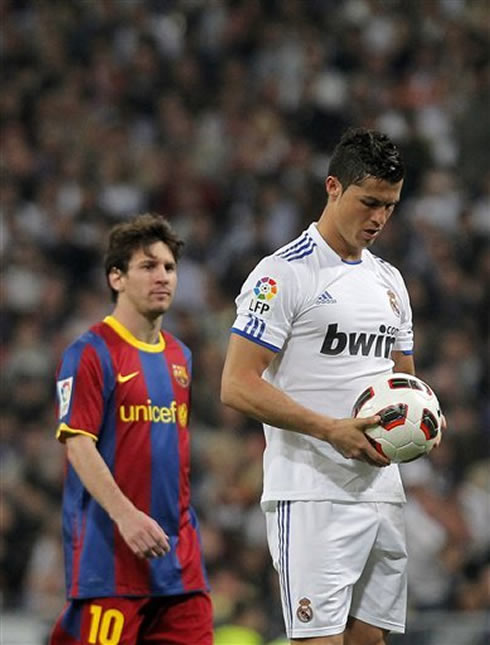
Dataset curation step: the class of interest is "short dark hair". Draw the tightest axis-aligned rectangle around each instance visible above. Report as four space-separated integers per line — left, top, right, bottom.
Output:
328 127 404 190
104 213 184 301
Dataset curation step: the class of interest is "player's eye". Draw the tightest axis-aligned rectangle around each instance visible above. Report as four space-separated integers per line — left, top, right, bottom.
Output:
361 199 379 208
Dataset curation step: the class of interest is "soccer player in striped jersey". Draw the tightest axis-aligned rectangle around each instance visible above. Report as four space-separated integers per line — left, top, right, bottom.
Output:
50 214 212 644
222 129 418 644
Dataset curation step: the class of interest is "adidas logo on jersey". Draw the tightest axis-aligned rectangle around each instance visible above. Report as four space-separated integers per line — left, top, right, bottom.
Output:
316 289 336 304
321 323 398 358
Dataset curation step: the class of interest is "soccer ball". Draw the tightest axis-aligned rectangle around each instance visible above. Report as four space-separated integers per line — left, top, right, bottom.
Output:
352 372 442 463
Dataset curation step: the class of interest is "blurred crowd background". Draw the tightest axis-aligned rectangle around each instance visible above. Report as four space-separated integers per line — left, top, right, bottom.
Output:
1 1 489 644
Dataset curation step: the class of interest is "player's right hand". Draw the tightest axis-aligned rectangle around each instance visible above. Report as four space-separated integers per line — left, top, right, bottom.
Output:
115 507 171 559
325 416 391 467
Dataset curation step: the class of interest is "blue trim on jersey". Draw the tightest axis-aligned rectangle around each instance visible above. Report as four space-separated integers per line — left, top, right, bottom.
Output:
286 245 317 261
278 235 317 262
279 235 314 259
285 502 293 634
402 350 413 355
342 258 362 265
278 501 293 635
278 503 286 631
231 327 281 353
139 351 184 595
244 313 266 339
276 232 308 257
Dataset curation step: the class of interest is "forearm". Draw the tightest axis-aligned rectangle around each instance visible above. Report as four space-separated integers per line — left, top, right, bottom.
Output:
222 371 334 440
392 350 415 375
65 434 170 558
221 335 388 465
66 434 134 523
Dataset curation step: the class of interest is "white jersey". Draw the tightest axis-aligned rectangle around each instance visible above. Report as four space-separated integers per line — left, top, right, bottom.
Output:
231 223 414 504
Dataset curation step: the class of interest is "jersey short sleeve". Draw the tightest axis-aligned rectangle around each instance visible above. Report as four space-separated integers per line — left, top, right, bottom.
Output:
392 270 414 353
56 333 113 442
231 256 301 352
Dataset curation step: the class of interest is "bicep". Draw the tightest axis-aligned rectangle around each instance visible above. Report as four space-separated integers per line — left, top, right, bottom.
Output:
65 433 98 467
221 333 276 398
392 351 415 375
65 433 114 493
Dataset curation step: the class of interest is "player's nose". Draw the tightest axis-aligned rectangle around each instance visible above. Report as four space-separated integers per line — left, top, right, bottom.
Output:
155 264 170 282
371 207 389 227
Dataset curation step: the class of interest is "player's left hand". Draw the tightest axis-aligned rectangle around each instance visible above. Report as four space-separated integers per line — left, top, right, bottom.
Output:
115 506 171 559
325 415 391 467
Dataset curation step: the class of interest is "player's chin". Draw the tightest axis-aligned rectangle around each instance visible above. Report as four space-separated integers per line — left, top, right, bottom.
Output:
150 295 173 311
359 232 378 246
147 303 171 317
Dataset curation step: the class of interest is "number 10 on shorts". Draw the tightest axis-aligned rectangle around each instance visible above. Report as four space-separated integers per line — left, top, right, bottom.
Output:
88 605 124 645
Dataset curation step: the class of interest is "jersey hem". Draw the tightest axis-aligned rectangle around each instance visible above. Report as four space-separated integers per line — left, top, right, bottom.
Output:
350 610 406 634
261 493 406 506
290 624 345 638
69 585 210 599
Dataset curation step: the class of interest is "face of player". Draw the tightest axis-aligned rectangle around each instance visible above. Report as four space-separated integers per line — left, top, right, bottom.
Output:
114 242 178 319
324 175 403 260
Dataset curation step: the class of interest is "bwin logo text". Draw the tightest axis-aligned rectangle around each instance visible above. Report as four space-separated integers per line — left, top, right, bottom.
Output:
321 323 396 358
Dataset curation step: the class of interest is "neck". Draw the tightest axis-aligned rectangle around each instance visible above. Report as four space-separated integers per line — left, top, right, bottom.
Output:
316 207 362 262
111 304 163 345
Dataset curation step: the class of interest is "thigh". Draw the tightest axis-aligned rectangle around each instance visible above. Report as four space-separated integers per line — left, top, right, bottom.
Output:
350 503 407 634
345 616 388 645
265 500 379 640
143 592 213 645
50 597 147 645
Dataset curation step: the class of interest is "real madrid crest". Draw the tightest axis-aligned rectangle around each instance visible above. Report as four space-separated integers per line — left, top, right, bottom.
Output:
387 289 401 317
172 364 190 388
296 597 313 623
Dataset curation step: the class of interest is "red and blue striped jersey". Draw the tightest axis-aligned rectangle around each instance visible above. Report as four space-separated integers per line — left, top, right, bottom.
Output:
55 315 209 599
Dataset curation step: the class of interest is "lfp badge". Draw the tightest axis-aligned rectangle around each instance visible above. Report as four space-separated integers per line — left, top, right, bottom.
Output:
57 377 73 419
249 276 278 315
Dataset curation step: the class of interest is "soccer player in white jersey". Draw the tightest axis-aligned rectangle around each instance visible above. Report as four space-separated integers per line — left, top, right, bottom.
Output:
221 128 417 645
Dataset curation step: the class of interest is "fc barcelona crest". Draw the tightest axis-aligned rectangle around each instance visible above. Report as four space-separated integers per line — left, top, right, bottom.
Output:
172 364 190 388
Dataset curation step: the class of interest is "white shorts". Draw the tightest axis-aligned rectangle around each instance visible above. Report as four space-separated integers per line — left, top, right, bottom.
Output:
265 500 407 638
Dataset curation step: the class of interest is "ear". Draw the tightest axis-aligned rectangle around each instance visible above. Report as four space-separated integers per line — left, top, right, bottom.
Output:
326 176 342 200
108 267 124 295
